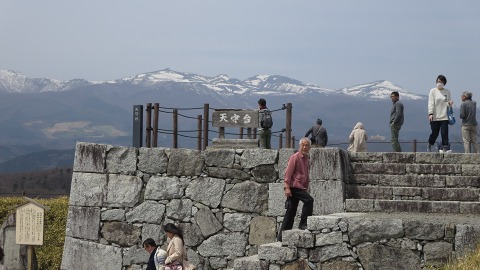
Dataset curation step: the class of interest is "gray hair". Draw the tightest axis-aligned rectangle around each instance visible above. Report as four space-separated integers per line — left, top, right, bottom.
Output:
462 91 473 100
299 137 311 146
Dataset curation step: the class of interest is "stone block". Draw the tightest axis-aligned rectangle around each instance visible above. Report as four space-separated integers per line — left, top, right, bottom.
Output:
382 152 415 163
310 180 344 215
137 147 168 174
443 153 480 164
415 152 445 164
281 259 311 270
392 187 422 197
249 216 276 245
69 172 107 207
461 164 480 176
105 174 143 207
416 175 446 187
309 243 350 262
307 216 341 231
320 260 359 270
126 200 166 224
210 138 259 149
348 152 383 162
61 237 122 270
404 220 444 240
178 222 204 247
195 207 223 237
233 255 269 270
167 148 204 176
460 202 480 214
65 206 101 241
455 224 480 257
145 176 185 200
347 174 379 185
268 183 287 217
345 199 374 212
221 181 268 213
73 142 107 173
446 176 480 187
186 177 226 208
315 231 343 247
206 167 250 181
309 148 349 180
239 148 278 169
282 229 314 248
197 233 247 257
101 209 125 221
203 148 236 168
166 199 192 221
345 185 392 199
101 221 141 246
422 188 479 201
374 200 432 213
141 223 165 246
378 175 417 187
352 163 406 175
423 241 453 266
122 246 146 266
105 146 137 174
357 243 420 270
348 218 403 245
252 165 278 183
406 164 461 174
257 242 297 262
431 201 460 213
224 213 252 232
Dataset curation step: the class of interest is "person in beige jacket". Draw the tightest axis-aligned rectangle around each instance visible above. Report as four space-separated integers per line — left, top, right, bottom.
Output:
348 122 368 152
164 223 195 270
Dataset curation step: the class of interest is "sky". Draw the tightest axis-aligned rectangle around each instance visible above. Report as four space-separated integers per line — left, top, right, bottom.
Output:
1 0 479 100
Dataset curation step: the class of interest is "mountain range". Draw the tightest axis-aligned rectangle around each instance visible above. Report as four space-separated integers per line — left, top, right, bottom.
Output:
0 68 463 173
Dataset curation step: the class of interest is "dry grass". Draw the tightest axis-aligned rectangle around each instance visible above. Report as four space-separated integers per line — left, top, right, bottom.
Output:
434 246 480 270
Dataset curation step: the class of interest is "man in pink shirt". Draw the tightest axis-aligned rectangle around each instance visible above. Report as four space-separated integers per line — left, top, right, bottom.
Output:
277 137 314 241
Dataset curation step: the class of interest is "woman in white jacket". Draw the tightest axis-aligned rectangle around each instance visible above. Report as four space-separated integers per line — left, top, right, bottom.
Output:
427 75 453 152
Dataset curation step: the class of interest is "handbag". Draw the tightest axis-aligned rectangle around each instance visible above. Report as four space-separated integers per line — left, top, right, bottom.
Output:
309 126 321 144
447 106 455 125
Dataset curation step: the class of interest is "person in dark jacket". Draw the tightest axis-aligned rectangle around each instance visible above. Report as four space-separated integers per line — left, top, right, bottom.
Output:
460 91 478 153
305 119 328 147
390 91 404 152
143 238 167 270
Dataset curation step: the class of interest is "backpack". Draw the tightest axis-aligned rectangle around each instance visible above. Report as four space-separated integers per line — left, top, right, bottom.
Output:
260 109 273 129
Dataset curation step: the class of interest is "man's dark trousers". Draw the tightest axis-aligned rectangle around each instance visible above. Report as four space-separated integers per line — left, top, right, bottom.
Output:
277 187 314 241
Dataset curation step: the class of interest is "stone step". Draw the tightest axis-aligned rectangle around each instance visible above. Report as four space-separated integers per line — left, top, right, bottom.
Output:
346 199 480 214
346 185 480 201
257 242 297 263
233 255 268 270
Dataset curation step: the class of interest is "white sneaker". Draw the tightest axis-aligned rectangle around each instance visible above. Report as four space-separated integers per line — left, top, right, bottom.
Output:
446 150 452 153
439 149 444 153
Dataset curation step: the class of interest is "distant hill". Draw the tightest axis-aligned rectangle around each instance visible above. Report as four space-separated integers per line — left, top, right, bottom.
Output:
0 149 74 173
0 68 470 173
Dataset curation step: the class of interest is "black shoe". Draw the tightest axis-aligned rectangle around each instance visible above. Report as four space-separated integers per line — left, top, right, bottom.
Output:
298 225 307 230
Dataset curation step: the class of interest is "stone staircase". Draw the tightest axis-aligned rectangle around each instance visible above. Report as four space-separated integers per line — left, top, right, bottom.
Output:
345 152 480 214
232 152 480 270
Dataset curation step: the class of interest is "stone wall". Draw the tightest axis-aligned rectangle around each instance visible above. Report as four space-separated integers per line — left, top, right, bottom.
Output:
61 143 348 270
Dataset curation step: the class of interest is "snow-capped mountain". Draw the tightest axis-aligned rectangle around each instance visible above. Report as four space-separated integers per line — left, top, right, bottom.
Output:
339 80 424 100
0 69 425 100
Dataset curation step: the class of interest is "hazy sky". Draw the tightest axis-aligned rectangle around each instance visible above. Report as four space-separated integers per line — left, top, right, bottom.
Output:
1 1 479 99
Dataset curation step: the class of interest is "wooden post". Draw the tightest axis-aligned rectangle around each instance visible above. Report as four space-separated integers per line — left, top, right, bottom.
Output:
203 103 209 150
27 245 33 270
286 103 292 148
291 136 296 149
145 103 152 148
279 133 283 149
153 103 159 147
173 109 178 148
197 115 202 151
413 139 417 153
247 128 252 139
253 128 257 139
239 127 244 139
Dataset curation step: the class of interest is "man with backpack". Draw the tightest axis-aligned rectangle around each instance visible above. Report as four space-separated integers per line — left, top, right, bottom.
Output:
305 118 328 147
258 98 272 149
